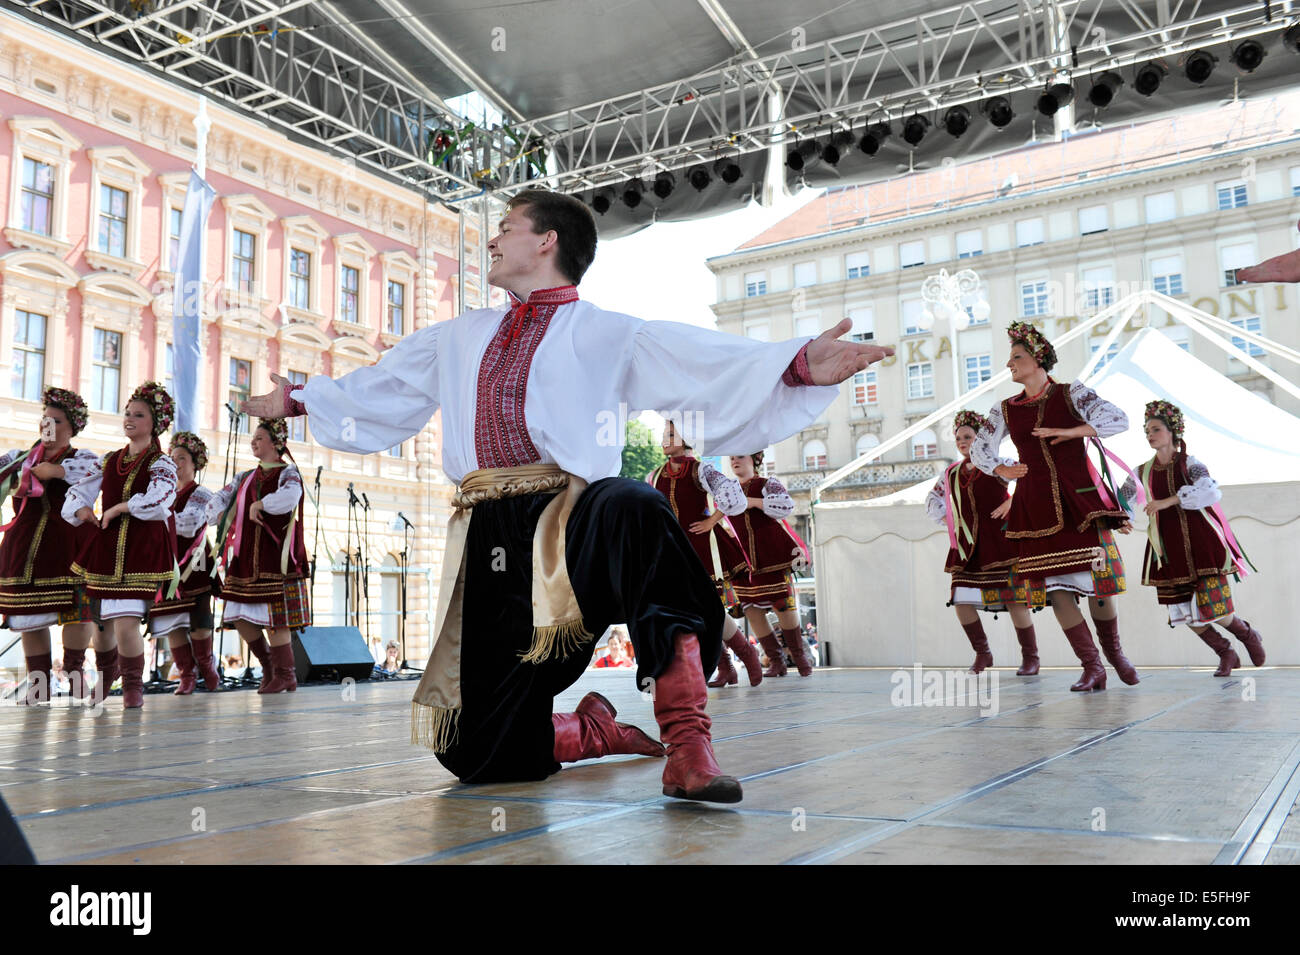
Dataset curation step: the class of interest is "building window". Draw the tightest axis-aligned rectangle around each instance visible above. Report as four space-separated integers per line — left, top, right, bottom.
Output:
97 184 129 259
1082 267 1114 310
1150 254 1184 296
11 310 47 401
1220 242 1257 287
1228 316 1265 357
232 229 256 294
1145 191 1176 223
848 306 874 342
793 261 817 287
1020 280 1049 317
845 251 870 279
20 158 55 236
1291 166 1300 198
1089 341 1122 370
906 362 934 399
744 271 767 297
855 433 881 459
1161 325 1191 352
1079 205 1109 235
1216 180 1248 210
901 298 926 336
387 442 403 459
964 353 992 391
386 280 406 335
899 240 925 269
955 229 982 258
1015 218 1044 247
802 440 828 470
289 249 311 309
91 329 122 413
852 368 878 405
288 370 308 442
167 207 183 272
340 265 360 324
910 428 939 460
229 358 252 434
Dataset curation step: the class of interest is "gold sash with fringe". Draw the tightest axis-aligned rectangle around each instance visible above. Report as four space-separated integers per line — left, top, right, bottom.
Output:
411 463 592 753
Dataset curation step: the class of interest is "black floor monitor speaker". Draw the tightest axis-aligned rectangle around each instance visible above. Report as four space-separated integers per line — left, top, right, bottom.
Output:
292 626 374 683
0 792 35 864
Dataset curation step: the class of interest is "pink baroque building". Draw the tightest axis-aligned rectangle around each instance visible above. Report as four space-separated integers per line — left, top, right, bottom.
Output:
0 15 484 660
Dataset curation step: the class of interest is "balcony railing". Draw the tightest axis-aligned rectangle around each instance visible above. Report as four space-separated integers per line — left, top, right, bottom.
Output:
782 457 950 492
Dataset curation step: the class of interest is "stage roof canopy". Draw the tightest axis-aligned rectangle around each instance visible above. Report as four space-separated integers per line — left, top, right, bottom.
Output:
12 1 1300 231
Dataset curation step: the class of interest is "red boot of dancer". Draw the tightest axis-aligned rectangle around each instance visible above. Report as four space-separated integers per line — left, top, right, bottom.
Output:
1062 621 1107 692
1014 623 1040 676
1195 626 1240 677
120 653 146 709
728 632 763 686
1223 617 1265 667
62 646 88 700
707 644 739 687
260 642 298 694
960 620 994 674
782 628 814 677
653 632 743 803
552 691 665 762
1094 617 1139 685
246 635 274 692
89 647 120 706
757 633 787 677
190 635 221 690
170 642 197 695
18 653 52 706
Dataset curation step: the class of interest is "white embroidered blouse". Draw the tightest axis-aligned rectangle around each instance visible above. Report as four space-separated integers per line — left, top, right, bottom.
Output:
970 381 1128 476
62 452 179 524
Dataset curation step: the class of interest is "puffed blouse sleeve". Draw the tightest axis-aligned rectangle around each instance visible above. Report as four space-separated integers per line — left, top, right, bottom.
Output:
1177 456 1222 509
259 464 303 516
760 477 795 519
126 455 179 521
175 485 214 537
61 454 106 525
970 403 1011 475
925 476 948 524
698 460 747 516
206 475 240 526
1069 381 1128 438
61 448 101 485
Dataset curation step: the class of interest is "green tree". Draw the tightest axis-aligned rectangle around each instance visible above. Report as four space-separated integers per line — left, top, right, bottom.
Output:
620 418 664 480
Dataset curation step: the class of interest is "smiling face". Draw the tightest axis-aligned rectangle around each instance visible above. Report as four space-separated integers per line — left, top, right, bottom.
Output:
661 421 686 457
171 445 196 485
1144 417 1175 454
123 400 153 442
486 204 556 297
1006 343 1040 384
250 426 281 462
40 406 73 448
729 455 756 480
955 425 977 460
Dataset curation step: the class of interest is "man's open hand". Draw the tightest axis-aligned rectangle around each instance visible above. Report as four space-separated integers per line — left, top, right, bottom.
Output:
242 373 294 418
806 318 895 385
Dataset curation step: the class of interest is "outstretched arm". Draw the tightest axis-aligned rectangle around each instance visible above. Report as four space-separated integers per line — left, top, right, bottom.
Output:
1235 221 1300 284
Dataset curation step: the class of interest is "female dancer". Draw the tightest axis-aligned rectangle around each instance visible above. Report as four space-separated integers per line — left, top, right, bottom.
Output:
925 410 1040 675
0 388 100 704
1125 400 1264 676
971 322 1138 692
727 451 813 677
65 382 179 709
207 418 310 694
148 431 221 694
648 421 762 687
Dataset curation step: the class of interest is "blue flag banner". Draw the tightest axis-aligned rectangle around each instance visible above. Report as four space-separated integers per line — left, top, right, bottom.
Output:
171 170 216 434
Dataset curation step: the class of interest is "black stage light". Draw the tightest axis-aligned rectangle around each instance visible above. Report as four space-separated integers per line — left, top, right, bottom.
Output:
714 157 742 184
858 121 891 155
1285 23 1300 54
980 95 1014 128
942 105 971 137
1087 72 1124 108
822 129 855 165
1036 82 1074 116
622 179 644 208
687 165 711 191
1230 39 1266 73
786 139 821 171
653 170 675 199
591 186 614 215
1184 49 1217 84
1133 62 1166 96
902 114 929 146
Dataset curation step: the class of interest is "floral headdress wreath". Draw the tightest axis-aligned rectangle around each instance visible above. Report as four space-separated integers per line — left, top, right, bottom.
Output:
128 381 175 436
258 417 290 454
953 410 989 435
42 386 88 435
170 430 209 471
1144 399 1185 440
1006 320 1057 370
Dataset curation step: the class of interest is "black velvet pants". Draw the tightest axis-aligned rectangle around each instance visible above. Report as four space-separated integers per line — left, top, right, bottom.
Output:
435 477 724 784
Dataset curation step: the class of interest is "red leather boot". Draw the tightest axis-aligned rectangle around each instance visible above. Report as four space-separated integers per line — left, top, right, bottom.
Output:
757 633 787 677
782 628 814 677
960 620 993 674
1223 617 1265 666
1094 617 1139 685
1062 620 1107 692
1014 623 1040 676
18 653 52 706
170 642 197 695
62 646 88 700
552 691 665 762
190 635 221 690
260 642 298 694
728 632 763 686
707 644 739 687
653 632 743 803
1195 626 1240 677
89 647 120 706
120 653 146 709
246 635 274 692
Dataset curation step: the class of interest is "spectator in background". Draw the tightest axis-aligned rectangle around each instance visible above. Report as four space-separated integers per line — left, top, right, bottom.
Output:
380 641 401 676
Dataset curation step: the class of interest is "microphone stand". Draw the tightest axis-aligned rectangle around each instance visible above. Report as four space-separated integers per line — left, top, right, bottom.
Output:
345 483 359 628
220 402 256 687
396 511 420 672
361 492 372 652
310 465 323 609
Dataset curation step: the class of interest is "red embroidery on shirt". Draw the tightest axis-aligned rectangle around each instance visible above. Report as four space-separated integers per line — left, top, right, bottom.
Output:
473 286 579 468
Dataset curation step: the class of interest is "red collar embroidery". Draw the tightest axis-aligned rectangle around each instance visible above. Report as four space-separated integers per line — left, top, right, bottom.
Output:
504 285 579 343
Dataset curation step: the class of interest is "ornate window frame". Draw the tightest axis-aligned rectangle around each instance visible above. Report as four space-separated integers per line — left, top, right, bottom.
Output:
216 307 278 435
379 250 419 346
157 172 190 277
331 233 377 337
77 272 153 435
5 116 82 257
0 249 80 399
281 215 329 324
84 146 151 275
221 195 276 313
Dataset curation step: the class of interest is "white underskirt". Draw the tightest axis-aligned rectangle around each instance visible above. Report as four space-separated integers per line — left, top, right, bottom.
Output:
1044 571 1097 596
100 599 148 620
950 586 1005 609
5 613 59 631
148 612 190 635
220 599 272 627
1167 600 1229 628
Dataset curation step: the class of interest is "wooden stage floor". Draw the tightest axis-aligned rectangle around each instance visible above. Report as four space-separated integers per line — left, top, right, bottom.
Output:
3 665 1299 865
